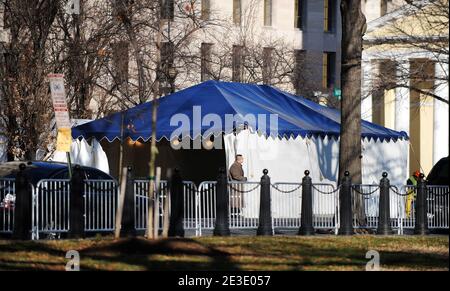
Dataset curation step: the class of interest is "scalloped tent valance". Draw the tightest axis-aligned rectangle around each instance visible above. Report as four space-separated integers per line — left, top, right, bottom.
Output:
72 81 409 143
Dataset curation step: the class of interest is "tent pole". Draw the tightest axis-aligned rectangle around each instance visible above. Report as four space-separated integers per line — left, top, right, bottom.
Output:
118 113 125 185
66 152 73 179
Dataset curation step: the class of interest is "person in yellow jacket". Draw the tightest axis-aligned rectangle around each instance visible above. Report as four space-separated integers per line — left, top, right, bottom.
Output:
406 170 421 217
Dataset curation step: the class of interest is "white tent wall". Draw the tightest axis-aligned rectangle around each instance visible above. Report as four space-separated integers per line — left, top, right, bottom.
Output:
361 138 409 186
51 139 110 174
224 130 409 218
224 130 408 185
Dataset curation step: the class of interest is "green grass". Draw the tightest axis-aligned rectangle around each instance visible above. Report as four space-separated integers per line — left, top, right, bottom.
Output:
0 235 448 271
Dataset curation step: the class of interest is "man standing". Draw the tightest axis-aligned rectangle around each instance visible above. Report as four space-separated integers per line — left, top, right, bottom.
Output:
228 155 247 218
229 154 247 181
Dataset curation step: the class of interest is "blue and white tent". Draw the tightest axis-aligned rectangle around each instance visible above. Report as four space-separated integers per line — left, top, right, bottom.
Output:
73 80 407 142
72 81 409 187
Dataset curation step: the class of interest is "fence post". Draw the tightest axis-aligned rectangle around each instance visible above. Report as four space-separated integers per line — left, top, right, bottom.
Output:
12 164 32 240
414 174 429 235
338 171 353 235
162 169 172 238
298 170 314 235
214 167 231 236
68 165 84 239
168 168 184 237
121 166 135 237
257 169 273 236
377 172 393 235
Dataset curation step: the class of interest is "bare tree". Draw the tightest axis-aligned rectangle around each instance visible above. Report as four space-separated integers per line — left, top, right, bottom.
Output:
0 0 60 160
339 0 367 226
50 0 119 119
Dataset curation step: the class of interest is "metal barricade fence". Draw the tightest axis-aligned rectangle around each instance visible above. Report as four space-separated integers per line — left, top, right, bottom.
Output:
197 181 216 235
271 183 302 229
84 180 119 232
134 180 169 231
197 181 261 235
351 184 419 234
228 181 261 229
0 178 15 234
197 182 338 234
34 179 71 238
32 179 119 239
183 181 198 232
391 185 416 233
134 180 197 233
427 186 449 229
134 179 150 231
312 184 339 232
270 183 339 232
1 176 446 239
351 185 380 230
391 185 449 231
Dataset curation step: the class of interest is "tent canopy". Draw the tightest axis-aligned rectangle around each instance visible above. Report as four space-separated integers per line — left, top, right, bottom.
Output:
72 81 408 142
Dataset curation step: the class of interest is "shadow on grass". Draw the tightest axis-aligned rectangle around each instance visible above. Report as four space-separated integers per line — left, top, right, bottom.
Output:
0 237 448 271
80 238 240 271
0 237 240 271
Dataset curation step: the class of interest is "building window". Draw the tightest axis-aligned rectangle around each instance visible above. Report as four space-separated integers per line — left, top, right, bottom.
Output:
294 0 305 29
232 45 243 82
322 52 336 89
161 0 174 20
262 47 274 85
233 0 242 26
201 43 213 81
380 0 388 16
293 49 307 95
264 0 272 27
324 0 335 32
161 41 175 70
201 0 210 20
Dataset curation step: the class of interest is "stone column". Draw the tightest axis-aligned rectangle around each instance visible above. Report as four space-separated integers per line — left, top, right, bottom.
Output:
433 62 449 164
395 59 411 176
361 58 373 122
395 60 410 134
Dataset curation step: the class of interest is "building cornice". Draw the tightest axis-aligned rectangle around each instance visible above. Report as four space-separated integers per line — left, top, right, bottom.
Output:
365 0 431 34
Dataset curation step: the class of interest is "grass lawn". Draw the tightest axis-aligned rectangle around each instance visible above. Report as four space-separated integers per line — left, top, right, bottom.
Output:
0 235 448 271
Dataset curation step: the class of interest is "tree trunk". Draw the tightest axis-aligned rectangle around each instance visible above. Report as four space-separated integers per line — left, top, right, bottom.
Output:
339 0 366 226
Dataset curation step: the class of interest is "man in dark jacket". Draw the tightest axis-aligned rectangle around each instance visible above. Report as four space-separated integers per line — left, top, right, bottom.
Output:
228 155 247 217
229 154 247 181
